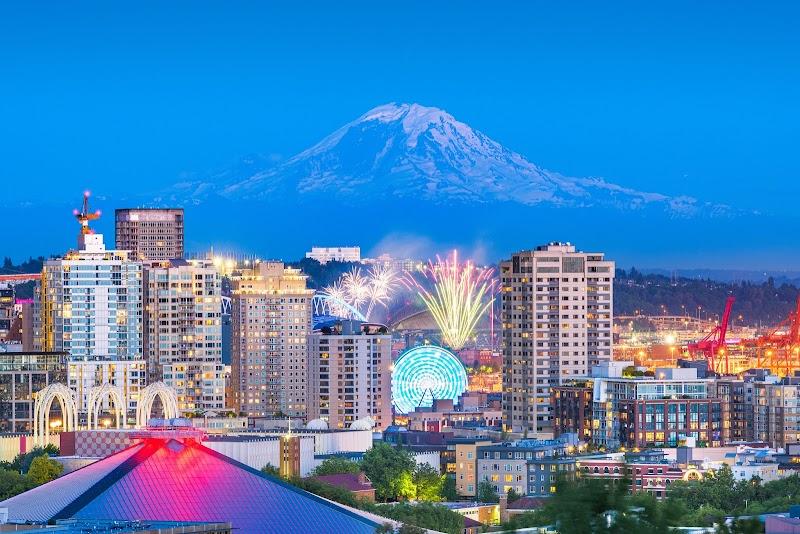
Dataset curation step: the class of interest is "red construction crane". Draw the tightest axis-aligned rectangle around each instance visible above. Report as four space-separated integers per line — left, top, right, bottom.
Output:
687 295 735 374
745 294 800 375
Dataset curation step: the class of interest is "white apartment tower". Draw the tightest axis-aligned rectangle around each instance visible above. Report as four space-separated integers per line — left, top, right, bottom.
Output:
143 259 225 414
501 242 614 435
307 320 392 430
42 195 143 359
231 261 313 418
305 246 361 264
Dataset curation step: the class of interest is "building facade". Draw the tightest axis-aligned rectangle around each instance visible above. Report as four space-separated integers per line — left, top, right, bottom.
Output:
577 450 695 500
41 230 142 360
0 352 67 432
0 287 14 342
501 242 614 435
712 377 756 444
305 247 360 264
307 320 392 430
115 208 184 261
143 259 224 414
551 382 594 442
477 441 575 498
753 380 800 448
592 367 722 449
67 357 147 417
455 439 492 497
230 262 313 417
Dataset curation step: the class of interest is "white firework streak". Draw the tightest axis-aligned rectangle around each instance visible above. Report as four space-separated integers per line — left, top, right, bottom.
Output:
323 265 399 321
342 267 370 312
321 281 351 317
364 264 397 320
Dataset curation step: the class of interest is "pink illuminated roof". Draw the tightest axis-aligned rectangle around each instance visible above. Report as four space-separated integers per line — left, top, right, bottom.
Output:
0 438 379 533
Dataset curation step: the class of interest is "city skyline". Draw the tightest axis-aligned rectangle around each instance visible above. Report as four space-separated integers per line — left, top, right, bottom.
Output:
2 2 800 268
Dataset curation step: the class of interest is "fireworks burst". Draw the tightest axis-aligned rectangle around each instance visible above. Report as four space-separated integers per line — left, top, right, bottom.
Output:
323 265 398 321
405 250 495 350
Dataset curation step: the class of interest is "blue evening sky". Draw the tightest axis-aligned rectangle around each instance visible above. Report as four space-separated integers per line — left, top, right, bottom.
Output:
1 1 798 267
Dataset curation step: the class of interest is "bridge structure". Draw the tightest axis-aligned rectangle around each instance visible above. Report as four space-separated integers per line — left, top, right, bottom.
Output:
311 293 366 329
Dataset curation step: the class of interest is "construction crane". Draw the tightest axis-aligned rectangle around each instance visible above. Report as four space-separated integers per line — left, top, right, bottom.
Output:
73 190 101 235
743 294 800 375
687 295 735 374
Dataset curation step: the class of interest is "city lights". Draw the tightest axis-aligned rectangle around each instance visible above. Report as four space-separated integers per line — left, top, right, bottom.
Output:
391 345 468 415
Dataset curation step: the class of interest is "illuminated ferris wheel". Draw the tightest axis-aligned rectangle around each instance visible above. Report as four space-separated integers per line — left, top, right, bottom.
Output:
391 345 468 415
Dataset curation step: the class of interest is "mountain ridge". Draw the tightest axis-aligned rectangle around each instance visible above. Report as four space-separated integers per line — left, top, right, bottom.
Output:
177 102 733 217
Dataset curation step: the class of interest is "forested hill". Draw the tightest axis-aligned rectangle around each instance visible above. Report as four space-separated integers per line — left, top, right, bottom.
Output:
614 268 799 326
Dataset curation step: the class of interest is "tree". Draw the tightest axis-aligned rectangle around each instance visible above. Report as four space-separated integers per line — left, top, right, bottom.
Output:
441 475 458 501
375 524 395 534
477 480 498 503
398 525 425 534
394 471 417 501
260 463 280 477
361 443 416 501
413 464 444 502
312 457 361 476
2 444 60 474
507 487 523 503
375 502 465 534
25 455 62 486
0 470 33 500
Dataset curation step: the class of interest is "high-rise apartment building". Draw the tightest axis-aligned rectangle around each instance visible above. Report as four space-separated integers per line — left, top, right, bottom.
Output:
231 261 313 418
753 379 800 448
41 205 143 360
307 320 392 430
115 208 184 261
143 259 225 414
500 242 614 435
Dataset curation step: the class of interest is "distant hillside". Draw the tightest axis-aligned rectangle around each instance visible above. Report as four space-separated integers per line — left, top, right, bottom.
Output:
615 268 799 327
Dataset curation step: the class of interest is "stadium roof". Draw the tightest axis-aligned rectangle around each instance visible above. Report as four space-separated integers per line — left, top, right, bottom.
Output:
0 437 380 533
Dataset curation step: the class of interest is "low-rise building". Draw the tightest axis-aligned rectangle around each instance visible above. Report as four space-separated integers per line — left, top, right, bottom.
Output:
477 439 576 498
407 395 502 433
313 472 376 502
578 450 700 499
592 365 722 449
454 438 492 497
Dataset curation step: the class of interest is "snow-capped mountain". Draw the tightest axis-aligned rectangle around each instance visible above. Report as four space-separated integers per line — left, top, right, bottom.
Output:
211 102 728 217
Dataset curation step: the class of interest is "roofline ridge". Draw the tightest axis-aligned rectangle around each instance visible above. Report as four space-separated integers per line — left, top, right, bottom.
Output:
186 439 381 529
52 439 163 520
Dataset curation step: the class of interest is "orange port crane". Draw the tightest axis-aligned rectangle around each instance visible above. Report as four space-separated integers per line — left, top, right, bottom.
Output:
744 294 800 375
687 295 735 374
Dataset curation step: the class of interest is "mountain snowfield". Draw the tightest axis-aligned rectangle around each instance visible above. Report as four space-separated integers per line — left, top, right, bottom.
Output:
195 102 729 217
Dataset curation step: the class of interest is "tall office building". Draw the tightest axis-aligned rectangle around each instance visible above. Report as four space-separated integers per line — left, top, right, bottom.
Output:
307 320 392 430
143 259 225 414
230 261 313 418
41 197 143 359
500 242 614 435
115 208 184 261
